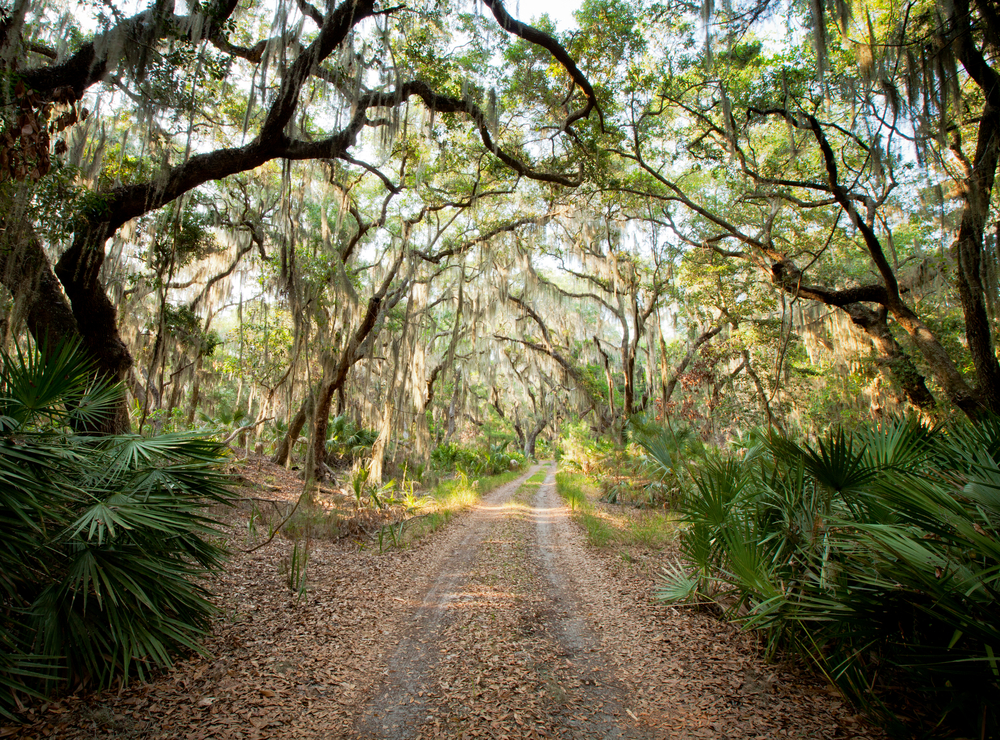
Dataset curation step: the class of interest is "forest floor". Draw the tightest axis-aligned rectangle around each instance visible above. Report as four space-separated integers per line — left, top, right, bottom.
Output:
4 459 884 740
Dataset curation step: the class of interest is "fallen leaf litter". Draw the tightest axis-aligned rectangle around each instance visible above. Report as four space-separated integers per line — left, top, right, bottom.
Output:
2 459 883 739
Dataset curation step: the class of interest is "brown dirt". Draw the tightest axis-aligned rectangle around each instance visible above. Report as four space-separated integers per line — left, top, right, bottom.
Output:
2 459 882 740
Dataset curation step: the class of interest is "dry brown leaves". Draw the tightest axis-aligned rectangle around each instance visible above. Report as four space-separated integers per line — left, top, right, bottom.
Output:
2 460 882 740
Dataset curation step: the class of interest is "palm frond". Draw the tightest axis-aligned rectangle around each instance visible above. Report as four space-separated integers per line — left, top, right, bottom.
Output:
0 341 237 716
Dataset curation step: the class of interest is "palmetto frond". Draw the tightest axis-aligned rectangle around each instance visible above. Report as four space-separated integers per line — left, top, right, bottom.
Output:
659 416 1000 733
0 341 237 717
0 339 121 431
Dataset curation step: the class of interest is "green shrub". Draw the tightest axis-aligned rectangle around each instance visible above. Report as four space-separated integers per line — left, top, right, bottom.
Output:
430 441 461 469
325 415 377 463
430 441 524 476
633 421 708 506
661 416 1000 736
0 341 237 718
558 421 613 474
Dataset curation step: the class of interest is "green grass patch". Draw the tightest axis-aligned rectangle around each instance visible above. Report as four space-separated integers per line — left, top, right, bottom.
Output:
556 470 677 550
626 511 679 549
579 510 618 547
393 468 527 546
555 471 592 512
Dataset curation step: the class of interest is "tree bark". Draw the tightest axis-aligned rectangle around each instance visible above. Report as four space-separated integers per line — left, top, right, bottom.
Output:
741 351 784 433
840 304 936 410
0 220 78 349
0 217 132 432
949 1 1000 413
273 393 313 468
524 417 547 457
662 324 725 407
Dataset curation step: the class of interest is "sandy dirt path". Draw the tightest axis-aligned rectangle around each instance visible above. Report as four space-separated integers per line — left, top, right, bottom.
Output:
355 464 652 739
4 459 881 740
351 463 879 740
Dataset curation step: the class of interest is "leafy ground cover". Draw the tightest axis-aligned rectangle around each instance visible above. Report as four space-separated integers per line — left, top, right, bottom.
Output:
556 471 678 555
2 459 881 739
0 342 240 718
648 418 1000 738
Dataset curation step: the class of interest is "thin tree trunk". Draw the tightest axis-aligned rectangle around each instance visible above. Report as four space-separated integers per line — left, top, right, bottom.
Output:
372 326 406 485
445 368 461 442
663 324 725 407
594 336 616 422
742 351 784 433
186 352 205 425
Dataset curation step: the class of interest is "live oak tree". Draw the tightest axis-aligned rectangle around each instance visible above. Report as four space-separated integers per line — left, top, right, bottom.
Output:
0 0 599 435
5 0 995 457
607 0 1000 419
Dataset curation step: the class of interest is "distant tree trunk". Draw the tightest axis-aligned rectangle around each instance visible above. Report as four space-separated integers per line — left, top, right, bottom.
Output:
302 247 409 481
273 393 313 467
129 369 155 412
372 327 406 485
622 349 636 418
501 294 611 431
741 351 784 433
166 349 187 413
524 418 547 458
185 352 205 425
593 336 616 422
307 372 336 481
445 368 462 442
663 324 725 408
658 323 670 419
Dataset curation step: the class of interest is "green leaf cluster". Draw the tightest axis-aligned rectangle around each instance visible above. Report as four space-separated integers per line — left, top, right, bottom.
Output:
0 341 237 718
661 417 1000 734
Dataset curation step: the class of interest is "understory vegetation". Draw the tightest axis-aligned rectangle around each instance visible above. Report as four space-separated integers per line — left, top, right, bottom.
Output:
0 343 237 719
555 470 678 551
0 340 527 715
560 416 1000 737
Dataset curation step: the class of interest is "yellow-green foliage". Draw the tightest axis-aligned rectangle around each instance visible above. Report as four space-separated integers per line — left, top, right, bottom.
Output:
556 470 677 549
402 468 526 544
556 471 616 546
555 471 591 511
625 511 678 549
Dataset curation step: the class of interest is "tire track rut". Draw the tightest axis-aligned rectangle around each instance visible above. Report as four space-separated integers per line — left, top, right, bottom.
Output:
354 463 653 739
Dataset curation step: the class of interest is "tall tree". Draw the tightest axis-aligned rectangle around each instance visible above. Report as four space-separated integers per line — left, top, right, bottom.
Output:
605 0 1000 418
0 0 599 432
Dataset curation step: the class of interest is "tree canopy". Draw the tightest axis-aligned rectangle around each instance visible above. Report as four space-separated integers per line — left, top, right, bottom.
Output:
0 0 998 460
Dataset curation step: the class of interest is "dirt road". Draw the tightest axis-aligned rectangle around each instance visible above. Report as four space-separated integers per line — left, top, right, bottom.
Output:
5 461 880 740
356 465 651 739
351 465 876 739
